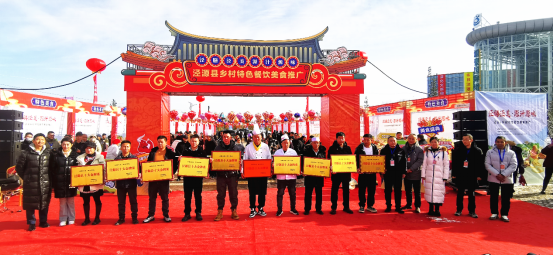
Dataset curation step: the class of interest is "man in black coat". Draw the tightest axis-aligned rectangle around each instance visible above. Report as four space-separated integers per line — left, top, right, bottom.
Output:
143 135 178 223
114 140 139 225
451 134 485 218
327 132 354 214
302 137 327 215
380 136 407 214
212 130 242 221
292 133 305 155
541 138 553 194
15 133 52 231
72 132 87 155
402 134 425 213
21 132 33 152
355 134 380 213
204 135 217 156
180 134 208 222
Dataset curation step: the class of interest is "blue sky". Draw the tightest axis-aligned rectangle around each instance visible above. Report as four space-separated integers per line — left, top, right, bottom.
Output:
1 0 551 115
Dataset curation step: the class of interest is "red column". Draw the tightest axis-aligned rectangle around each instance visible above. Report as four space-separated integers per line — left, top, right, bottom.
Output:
306 121 310 138
320 94 360 150
126 91 170 155
175 122 179 134
403 108 411 136
363 112 370 135
296 121 299 134
111 115 118 140
66 112 76 138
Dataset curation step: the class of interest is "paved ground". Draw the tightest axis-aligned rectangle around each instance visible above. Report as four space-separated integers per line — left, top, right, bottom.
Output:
513 184 553 209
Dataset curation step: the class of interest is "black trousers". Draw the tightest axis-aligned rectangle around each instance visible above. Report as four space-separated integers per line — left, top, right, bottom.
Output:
358 174 377 208
248 177 267 209
26 208 48 225
455 183 476 213
304 184 322 212
543 167 553 191
384 175 402 209
277 179 296 211
117 186 138 220
331 173 350 210
82 191 102 220
183 177 203 215
489 182 513 216
216 175 239 210
148 180 170 217
404 179 421 208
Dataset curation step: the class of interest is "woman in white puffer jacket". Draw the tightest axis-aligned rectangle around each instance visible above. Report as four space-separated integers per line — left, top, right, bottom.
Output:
421 137 450 217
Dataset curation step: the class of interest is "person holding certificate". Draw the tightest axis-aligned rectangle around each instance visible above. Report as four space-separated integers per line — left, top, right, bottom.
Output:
380 136 407 214
76 141 106 226
180 134 207 222
354 134 379 214
302 137 326 215
113 140 139 225
243 125 271 218
327 132 354 215
273 134 299 216
143 135 178 223
213 130 242 221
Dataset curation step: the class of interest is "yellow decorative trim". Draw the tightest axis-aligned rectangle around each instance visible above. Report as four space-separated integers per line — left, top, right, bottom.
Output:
166 21 328 43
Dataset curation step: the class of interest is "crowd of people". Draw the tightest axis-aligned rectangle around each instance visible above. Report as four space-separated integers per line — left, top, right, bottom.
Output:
14 127 552 232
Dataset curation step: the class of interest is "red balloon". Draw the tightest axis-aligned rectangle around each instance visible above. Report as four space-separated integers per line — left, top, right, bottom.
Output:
86 58 106 73
196 96 205 102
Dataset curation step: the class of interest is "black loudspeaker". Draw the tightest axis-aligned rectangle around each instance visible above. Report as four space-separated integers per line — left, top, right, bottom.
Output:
452 110 488 144
0 120 23 131
453 121 487 130
0 131 23 141
0 141 21 178
0 110 23 120
453 111 486 121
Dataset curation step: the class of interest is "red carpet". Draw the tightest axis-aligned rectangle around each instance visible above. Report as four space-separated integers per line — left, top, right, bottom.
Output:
1 185 552 255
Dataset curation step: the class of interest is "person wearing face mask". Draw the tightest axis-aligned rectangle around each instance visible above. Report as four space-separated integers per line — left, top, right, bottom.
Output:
106 139 121 160
243 126 271 218
76 141 106 226
15 133 53 231
328 132 354 215
421 137 449 217
485 136 517 222
21 132 34 151
51 137 79 227
380 136 407 214
143 135 178 224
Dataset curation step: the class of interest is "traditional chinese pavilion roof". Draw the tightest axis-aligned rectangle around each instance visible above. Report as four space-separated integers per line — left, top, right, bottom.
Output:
165 21 327 64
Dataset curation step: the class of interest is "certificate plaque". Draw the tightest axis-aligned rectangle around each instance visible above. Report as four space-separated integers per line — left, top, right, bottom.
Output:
106 158 140 181
331 155 357 173
360 155 386 173
303 157 330 177
141 160 173 182
243 159 272 178
178 156 210 177
71 164 104 187
211 151 241 171
273 156 301 175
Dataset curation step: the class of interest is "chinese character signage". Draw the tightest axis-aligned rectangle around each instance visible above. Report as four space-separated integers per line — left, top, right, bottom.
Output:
106 159 139 181
71 165 104 187
417 124 444 135
424 99 448 108
330 155 357 173
359 155 385 173
243 159 272 178
273 156 301 175
211 151 241 171
464 72 473 92
377 106 391 113
303 157 330 177
141 160 173 182
178 157 210 177
31 98 57 108
183 54 312 86
438 74 446 96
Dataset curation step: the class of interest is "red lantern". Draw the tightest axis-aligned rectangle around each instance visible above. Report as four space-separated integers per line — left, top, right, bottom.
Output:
279 113 286 120
169 110 179 121
196 96 205 102
86 58 106 73
205 112 212 120
181 113 188 122
188 111 196 119
269 113 274 120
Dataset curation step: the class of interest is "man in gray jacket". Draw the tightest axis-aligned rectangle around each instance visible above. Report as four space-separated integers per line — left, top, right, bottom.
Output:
484 136 517 222
401 134 424 213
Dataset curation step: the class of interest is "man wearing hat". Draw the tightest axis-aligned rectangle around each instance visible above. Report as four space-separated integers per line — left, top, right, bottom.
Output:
327 132 354 214
243 125 271 218
273 134 299 216
16 133 53 231
212 130 242 221
302 136 326 215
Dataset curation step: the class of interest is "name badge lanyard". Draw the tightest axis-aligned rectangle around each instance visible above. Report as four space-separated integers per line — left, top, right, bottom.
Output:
432 151 439 165
498 149 506 173
407 147 415 163
463 149 470 168
390 147 397 166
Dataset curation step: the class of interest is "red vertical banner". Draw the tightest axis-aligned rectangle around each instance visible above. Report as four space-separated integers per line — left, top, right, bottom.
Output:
438 74 446 96
66 112 76 138
363 112 370 135
403 109 411 136
175 122 179 134
306 121 310 138
111 116 118 140
126 91 170 155
296 121 299 134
